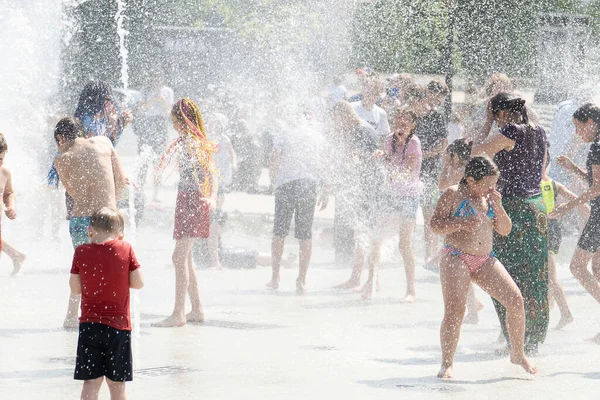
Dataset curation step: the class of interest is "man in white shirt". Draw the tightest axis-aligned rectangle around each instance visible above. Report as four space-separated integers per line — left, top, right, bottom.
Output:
266 116 328 294
351 79 390 146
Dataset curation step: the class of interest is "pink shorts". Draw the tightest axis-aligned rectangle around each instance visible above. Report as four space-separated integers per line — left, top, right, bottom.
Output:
173 191 210 239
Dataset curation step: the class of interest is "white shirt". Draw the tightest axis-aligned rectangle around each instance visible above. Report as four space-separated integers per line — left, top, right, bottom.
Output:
144 86 175 117
273 122 323 188
350 101 390 140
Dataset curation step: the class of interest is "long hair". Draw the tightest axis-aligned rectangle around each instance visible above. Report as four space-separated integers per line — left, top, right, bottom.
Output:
74 80 123 144
446 138 472 165
391 110 417 162
157 98 217 197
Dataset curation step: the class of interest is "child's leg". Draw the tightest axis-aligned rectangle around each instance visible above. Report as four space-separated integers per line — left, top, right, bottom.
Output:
153 238 195 327
464 284 483 324
398 219 416 302
335 243 364 289
186 250 204 323
81 377 104 400
362 239 382 299
472 259 537 374
296 238 312 294
438 254 471 378
591 252 600 282
570 247 600 302
105 378 126 400
266 236 285 289
2 240 26 275
64 294 80 329
548 253 573 329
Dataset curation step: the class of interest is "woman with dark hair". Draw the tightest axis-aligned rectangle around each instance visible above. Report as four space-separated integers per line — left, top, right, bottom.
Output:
471 92 548 355
551 103 600 342
74 80 132 145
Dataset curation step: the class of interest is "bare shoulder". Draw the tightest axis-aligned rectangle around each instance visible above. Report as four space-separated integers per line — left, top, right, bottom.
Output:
437 185 461 208
0 165 11 176
88 135 113 148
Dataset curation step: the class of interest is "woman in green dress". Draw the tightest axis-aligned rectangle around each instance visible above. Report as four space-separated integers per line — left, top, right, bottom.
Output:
472 93 548 354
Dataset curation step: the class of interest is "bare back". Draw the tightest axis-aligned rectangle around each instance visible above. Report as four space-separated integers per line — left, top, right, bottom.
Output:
55 136 123 217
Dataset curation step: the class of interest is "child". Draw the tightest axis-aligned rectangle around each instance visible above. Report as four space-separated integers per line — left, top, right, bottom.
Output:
431 156 537 378
0 133 25 275
153 99 217 326
69 207 143 400
542 146 586 330
438 139 483 324
363 110 422 301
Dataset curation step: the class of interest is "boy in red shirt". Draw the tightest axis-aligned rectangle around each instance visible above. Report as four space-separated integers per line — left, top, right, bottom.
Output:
69 207 144 400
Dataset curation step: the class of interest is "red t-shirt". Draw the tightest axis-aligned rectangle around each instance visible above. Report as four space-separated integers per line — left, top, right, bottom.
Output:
70 239 141 331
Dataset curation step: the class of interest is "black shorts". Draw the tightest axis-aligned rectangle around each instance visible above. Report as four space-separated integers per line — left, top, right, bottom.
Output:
578 214 600 253
273 179 317 240
548 219 562 255
74 322 133 382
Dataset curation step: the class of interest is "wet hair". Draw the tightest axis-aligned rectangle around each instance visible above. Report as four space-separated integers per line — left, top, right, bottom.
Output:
74 80 118 121
490 93 529 125
90 207 124 234
54 117 85 143
330 100 361 125
573 103 600 137
391 110 418 160
427 81 449 96
0 133 7 153
484 73 513 97
446 138 472 165
460 156 499 186
158 99 217 197
404 84 428 103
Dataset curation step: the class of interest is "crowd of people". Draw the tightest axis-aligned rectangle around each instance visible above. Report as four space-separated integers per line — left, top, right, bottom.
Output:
4 68 600 398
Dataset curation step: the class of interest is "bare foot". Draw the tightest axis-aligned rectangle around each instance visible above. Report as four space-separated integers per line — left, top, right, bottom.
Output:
496 331 506 344
10 253 26 276
186 311 205 324
296 279 306 295
152 314 186 327
510 354 538 375
463 312 479 325
437 363 453 379
63 317 79 330
361 280 374 300
335 277 361 290
584 332 600 344
554 314 574 330
401 294 416 303
265 278 280 290
209 263 224 270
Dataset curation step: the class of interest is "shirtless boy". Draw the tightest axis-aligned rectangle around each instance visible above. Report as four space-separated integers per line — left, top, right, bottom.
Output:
0 133 24 275
53 117 128 328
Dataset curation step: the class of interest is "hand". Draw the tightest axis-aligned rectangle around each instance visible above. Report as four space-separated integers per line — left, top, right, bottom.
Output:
488 189 502 208
460 215 484 232
124 176 130 186
203 197 217 211
373 150 386 158
549 202 570 219
121 109 133 126
556 155 574 172
317 193 329 211
4 208 16 219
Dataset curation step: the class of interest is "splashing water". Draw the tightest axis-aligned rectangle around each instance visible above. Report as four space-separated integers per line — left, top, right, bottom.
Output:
115 0 140 367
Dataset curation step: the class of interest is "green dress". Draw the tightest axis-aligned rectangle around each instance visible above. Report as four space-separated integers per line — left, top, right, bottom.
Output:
492 195 549 354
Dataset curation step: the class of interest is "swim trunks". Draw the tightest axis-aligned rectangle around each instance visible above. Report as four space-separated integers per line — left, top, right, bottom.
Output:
69 217 91 249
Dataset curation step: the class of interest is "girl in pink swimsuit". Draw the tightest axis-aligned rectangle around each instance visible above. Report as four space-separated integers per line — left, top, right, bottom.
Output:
430 156 537 379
